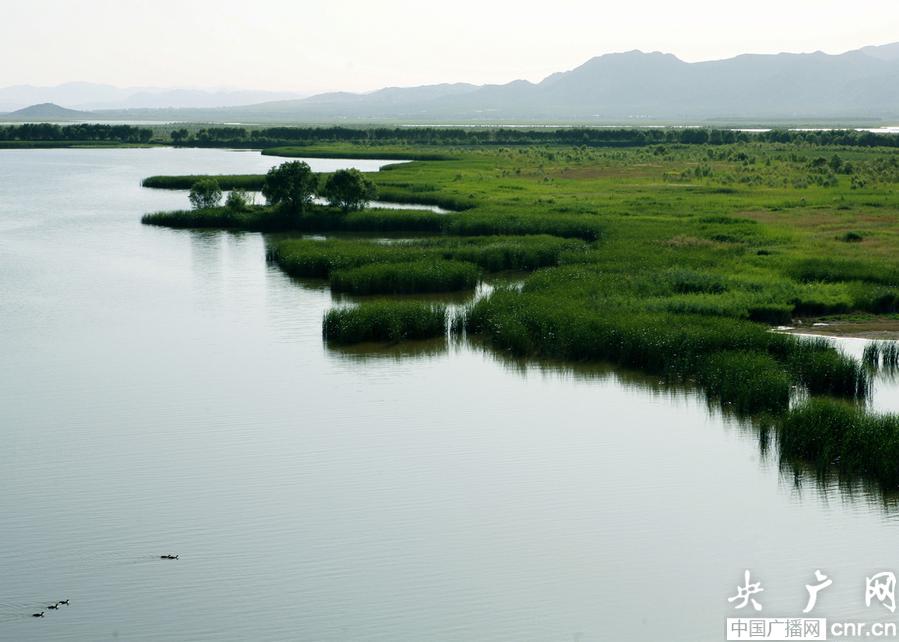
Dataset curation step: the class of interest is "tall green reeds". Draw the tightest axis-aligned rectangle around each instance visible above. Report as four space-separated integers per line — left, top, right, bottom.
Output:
323 302 447 344
142 175 265 190
779 399 899 487
330 260 479 295
699 351 791 414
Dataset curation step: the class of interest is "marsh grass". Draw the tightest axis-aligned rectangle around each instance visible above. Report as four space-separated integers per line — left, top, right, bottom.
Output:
144 202 604 240
142 205 443 233
784 338 870 398
447 212 603 241
141 207 291 231
142 175 265 190
699 351 791 414
789 258 899 287
464 287 868 399
323 302 447 344
330 260 479 295
779 399 899 488
269 236 581 280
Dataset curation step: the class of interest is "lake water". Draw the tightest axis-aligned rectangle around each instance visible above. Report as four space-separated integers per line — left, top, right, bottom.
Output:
2 148 898 642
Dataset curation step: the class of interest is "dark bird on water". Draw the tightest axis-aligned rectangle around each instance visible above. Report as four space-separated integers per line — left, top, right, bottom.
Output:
160 554 179 560
47 603 59 610
32 611 44 618
59 599 69 605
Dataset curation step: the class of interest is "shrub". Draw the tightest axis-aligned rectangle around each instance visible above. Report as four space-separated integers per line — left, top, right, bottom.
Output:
225 189 252 212
188 178 223 210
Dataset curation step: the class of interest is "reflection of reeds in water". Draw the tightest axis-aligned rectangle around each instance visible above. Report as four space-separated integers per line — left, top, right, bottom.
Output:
864 340 899 372
325 337 449 363
776 452 899 514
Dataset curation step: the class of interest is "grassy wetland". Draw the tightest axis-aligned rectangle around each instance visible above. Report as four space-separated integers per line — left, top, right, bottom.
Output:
141 133 899 488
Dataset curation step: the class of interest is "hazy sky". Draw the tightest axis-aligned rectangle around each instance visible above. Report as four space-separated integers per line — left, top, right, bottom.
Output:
3 0 898 93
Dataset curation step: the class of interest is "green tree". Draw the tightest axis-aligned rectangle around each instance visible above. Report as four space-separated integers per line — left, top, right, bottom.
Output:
322 168 377 212
262 161 317 213
188 178 223 210
225 189 252 212
170 128 189 145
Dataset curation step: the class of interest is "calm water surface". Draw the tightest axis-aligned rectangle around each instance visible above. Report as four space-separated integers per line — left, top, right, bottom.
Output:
1 148 898 641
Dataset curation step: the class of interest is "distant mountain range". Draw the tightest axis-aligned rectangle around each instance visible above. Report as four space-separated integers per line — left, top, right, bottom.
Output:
2 43 899 124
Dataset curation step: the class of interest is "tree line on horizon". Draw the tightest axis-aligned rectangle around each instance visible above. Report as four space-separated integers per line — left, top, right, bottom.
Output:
0 123 153 143
2 123 899 149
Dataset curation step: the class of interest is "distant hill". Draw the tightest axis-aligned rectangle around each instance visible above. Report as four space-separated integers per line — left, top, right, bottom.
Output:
0 102 93 121
0 82 305 112
4 43 899 125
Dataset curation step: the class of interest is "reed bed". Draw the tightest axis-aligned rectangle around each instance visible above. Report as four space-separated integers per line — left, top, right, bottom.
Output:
141 207 290 231
330 260 479 295
270 236 581 281
779 399 899 488
788 258 899 287
785 338 870 398
323 302 447 344
698 351 791 414
463 287 868 400
144 202 605 240
142 175 265 190
446 212 603 241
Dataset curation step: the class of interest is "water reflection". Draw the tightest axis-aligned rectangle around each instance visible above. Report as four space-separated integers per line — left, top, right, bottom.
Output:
326 338 450 363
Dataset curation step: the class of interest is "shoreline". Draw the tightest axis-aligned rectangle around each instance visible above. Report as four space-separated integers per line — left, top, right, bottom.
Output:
779 319 899 340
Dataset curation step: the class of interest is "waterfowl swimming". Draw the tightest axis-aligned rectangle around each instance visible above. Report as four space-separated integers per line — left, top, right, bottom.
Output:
47 603 59 610
59 599 69 605
160 554 179 560
32 611 44 618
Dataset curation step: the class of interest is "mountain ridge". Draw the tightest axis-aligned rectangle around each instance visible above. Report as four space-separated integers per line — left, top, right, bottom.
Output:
2 43 898 124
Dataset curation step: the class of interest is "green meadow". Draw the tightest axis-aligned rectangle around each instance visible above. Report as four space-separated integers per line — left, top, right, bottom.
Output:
142 138 899 487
